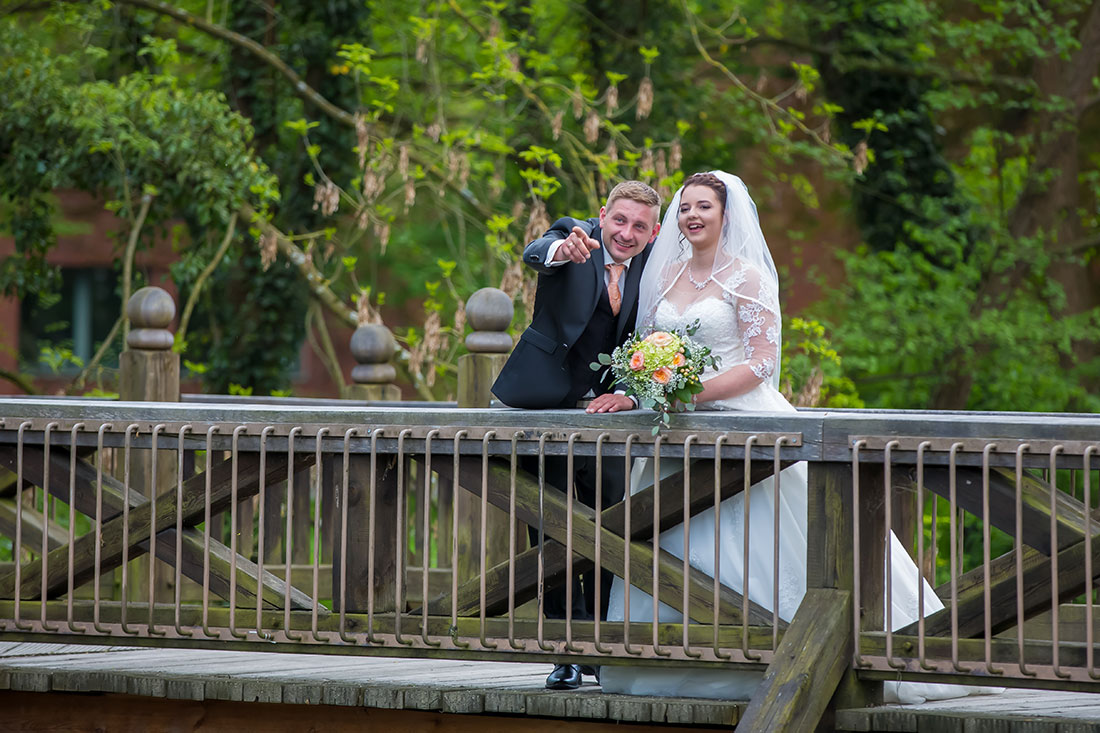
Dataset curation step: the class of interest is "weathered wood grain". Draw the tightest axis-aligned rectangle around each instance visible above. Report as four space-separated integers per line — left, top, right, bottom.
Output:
0 450 314 604
738 588 852 732
0 600 783 654
331 453 398 613
903 466 1090 554
427 456 776 627
0 497 67 553
898 531 1100 639
0 445 313 610
425 458 780 623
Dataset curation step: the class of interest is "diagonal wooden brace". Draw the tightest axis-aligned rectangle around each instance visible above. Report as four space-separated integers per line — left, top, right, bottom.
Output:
905 466 1090 554
0 447 315 607
898 529 1100 639
0 497 67 553
427 458 783 623
428 455 783 627
0 444 315 610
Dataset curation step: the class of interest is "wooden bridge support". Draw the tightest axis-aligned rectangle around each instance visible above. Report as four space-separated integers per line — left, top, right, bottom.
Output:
0 443 315 610
118 286 180 605
426 455 780 627
454 288 513 588
737 588 852 732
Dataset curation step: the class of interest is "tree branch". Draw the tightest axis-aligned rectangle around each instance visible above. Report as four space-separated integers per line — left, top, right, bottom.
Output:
0 366 37 395
1080 92 1100 115
176 213 237 347
680 0 848 163
241 205 435 400
1060 231 1100 256
306 302 347 395
120 192 153 345
98 0 492 220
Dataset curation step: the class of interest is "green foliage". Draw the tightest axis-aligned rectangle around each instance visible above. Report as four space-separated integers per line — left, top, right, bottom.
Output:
1 0 1095 411
781 318 863 408
810 0 1100 412
0 18 279 319
37 346 84 374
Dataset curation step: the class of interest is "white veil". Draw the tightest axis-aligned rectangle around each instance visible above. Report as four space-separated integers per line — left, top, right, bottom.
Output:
637 171 783 389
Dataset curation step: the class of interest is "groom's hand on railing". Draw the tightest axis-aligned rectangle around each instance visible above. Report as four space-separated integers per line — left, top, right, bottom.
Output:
585 392 635 413
550 226 601 264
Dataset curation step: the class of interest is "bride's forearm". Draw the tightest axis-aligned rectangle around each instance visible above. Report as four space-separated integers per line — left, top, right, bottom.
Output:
696 365 763 403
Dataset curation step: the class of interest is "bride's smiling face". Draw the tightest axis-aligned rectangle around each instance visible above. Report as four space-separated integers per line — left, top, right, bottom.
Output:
678 185 724 253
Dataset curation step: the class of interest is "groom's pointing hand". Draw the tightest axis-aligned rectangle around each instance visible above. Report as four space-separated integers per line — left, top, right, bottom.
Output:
551 226 601 264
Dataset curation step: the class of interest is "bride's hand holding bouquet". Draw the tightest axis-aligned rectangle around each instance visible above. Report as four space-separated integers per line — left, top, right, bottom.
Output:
591 320 720 434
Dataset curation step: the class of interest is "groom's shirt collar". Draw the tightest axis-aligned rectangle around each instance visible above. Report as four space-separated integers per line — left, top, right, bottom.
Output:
597 241 632 274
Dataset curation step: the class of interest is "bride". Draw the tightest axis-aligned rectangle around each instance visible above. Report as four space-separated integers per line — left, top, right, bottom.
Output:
600 171 1000 704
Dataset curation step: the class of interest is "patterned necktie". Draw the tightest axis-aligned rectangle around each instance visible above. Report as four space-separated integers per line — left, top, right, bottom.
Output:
606 263 625 316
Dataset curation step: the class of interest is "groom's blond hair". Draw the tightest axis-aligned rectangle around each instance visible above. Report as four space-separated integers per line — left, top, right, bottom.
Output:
605 180 661 212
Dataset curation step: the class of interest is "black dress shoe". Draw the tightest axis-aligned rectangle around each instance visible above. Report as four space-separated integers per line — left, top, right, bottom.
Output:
545 663 582 690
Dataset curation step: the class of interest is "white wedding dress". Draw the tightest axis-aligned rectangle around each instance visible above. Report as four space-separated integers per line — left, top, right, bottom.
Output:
601 295 1001 703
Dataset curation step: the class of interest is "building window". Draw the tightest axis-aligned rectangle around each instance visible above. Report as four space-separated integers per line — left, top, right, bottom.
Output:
20 267 122 374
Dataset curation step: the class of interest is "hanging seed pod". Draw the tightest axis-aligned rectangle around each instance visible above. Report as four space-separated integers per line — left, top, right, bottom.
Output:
259 231 277 271
584 111 600 144
523 200 550 243
551 110 564 140
636 77 653 120
606 85 619 115
398 145 409 178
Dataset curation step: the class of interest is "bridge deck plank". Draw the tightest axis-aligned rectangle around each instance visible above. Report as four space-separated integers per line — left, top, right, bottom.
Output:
837 689 1100 731
5 642 1100 728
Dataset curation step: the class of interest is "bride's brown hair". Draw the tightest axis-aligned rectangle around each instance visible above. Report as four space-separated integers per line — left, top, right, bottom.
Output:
681 172 727 210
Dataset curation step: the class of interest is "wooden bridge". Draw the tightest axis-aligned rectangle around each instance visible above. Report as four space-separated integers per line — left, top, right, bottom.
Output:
1 395 1099 731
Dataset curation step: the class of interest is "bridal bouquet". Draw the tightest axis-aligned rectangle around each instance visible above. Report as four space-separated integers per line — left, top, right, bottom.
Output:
591 320 720 434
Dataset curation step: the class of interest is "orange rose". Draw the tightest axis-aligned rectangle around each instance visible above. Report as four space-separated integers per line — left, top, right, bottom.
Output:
652 367 672 384
644 331 676 348
672 352 686 367
629 351 645 371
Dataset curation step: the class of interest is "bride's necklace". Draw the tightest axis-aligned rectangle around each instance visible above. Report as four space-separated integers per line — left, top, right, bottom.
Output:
686 263 712 290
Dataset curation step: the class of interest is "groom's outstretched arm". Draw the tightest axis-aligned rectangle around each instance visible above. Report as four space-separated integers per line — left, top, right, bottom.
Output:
522 217 598 275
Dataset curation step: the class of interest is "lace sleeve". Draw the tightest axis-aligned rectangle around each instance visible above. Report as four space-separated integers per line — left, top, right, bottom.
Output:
722 264 779 384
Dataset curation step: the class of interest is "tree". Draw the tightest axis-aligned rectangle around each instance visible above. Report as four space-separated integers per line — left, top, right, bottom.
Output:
2 0 1095 413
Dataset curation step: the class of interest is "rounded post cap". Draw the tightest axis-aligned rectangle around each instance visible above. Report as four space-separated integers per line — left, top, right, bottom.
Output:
465 287 513 332
350 323 397 384
126 286 176 350
465 288 513 353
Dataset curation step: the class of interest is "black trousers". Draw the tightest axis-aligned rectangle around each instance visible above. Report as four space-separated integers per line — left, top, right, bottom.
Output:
522 452 628 621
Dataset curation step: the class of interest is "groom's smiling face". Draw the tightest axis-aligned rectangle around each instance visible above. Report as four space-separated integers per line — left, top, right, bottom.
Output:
598 199 660 264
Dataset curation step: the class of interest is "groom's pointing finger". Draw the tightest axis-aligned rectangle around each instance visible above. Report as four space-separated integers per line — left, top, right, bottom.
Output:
571 226 600 252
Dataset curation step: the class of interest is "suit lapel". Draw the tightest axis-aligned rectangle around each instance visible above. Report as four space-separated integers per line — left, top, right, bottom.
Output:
592 225 607 299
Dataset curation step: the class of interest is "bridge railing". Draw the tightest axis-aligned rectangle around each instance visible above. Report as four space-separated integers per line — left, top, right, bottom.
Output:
823 411 1100 691
1 398 1098 696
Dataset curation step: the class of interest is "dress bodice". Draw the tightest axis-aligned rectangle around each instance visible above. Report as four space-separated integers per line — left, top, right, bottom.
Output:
653 295 790 413
655 297 745 378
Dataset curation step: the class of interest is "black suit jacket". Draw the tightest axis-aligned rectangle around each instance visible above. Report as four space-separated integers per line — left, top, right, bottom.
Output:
492 217 652 409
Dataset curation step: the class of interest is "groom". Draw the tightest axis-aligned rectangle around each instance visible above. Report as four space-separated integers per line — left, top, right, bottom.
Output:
492 180 660 689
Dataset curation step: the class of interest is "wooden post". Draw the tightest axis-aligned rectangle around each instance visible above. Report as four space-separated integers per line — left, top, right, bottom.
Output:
805 461 883 712
331 323 400 612
118 286 179 604
457 288 513 406
454 288 513 587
